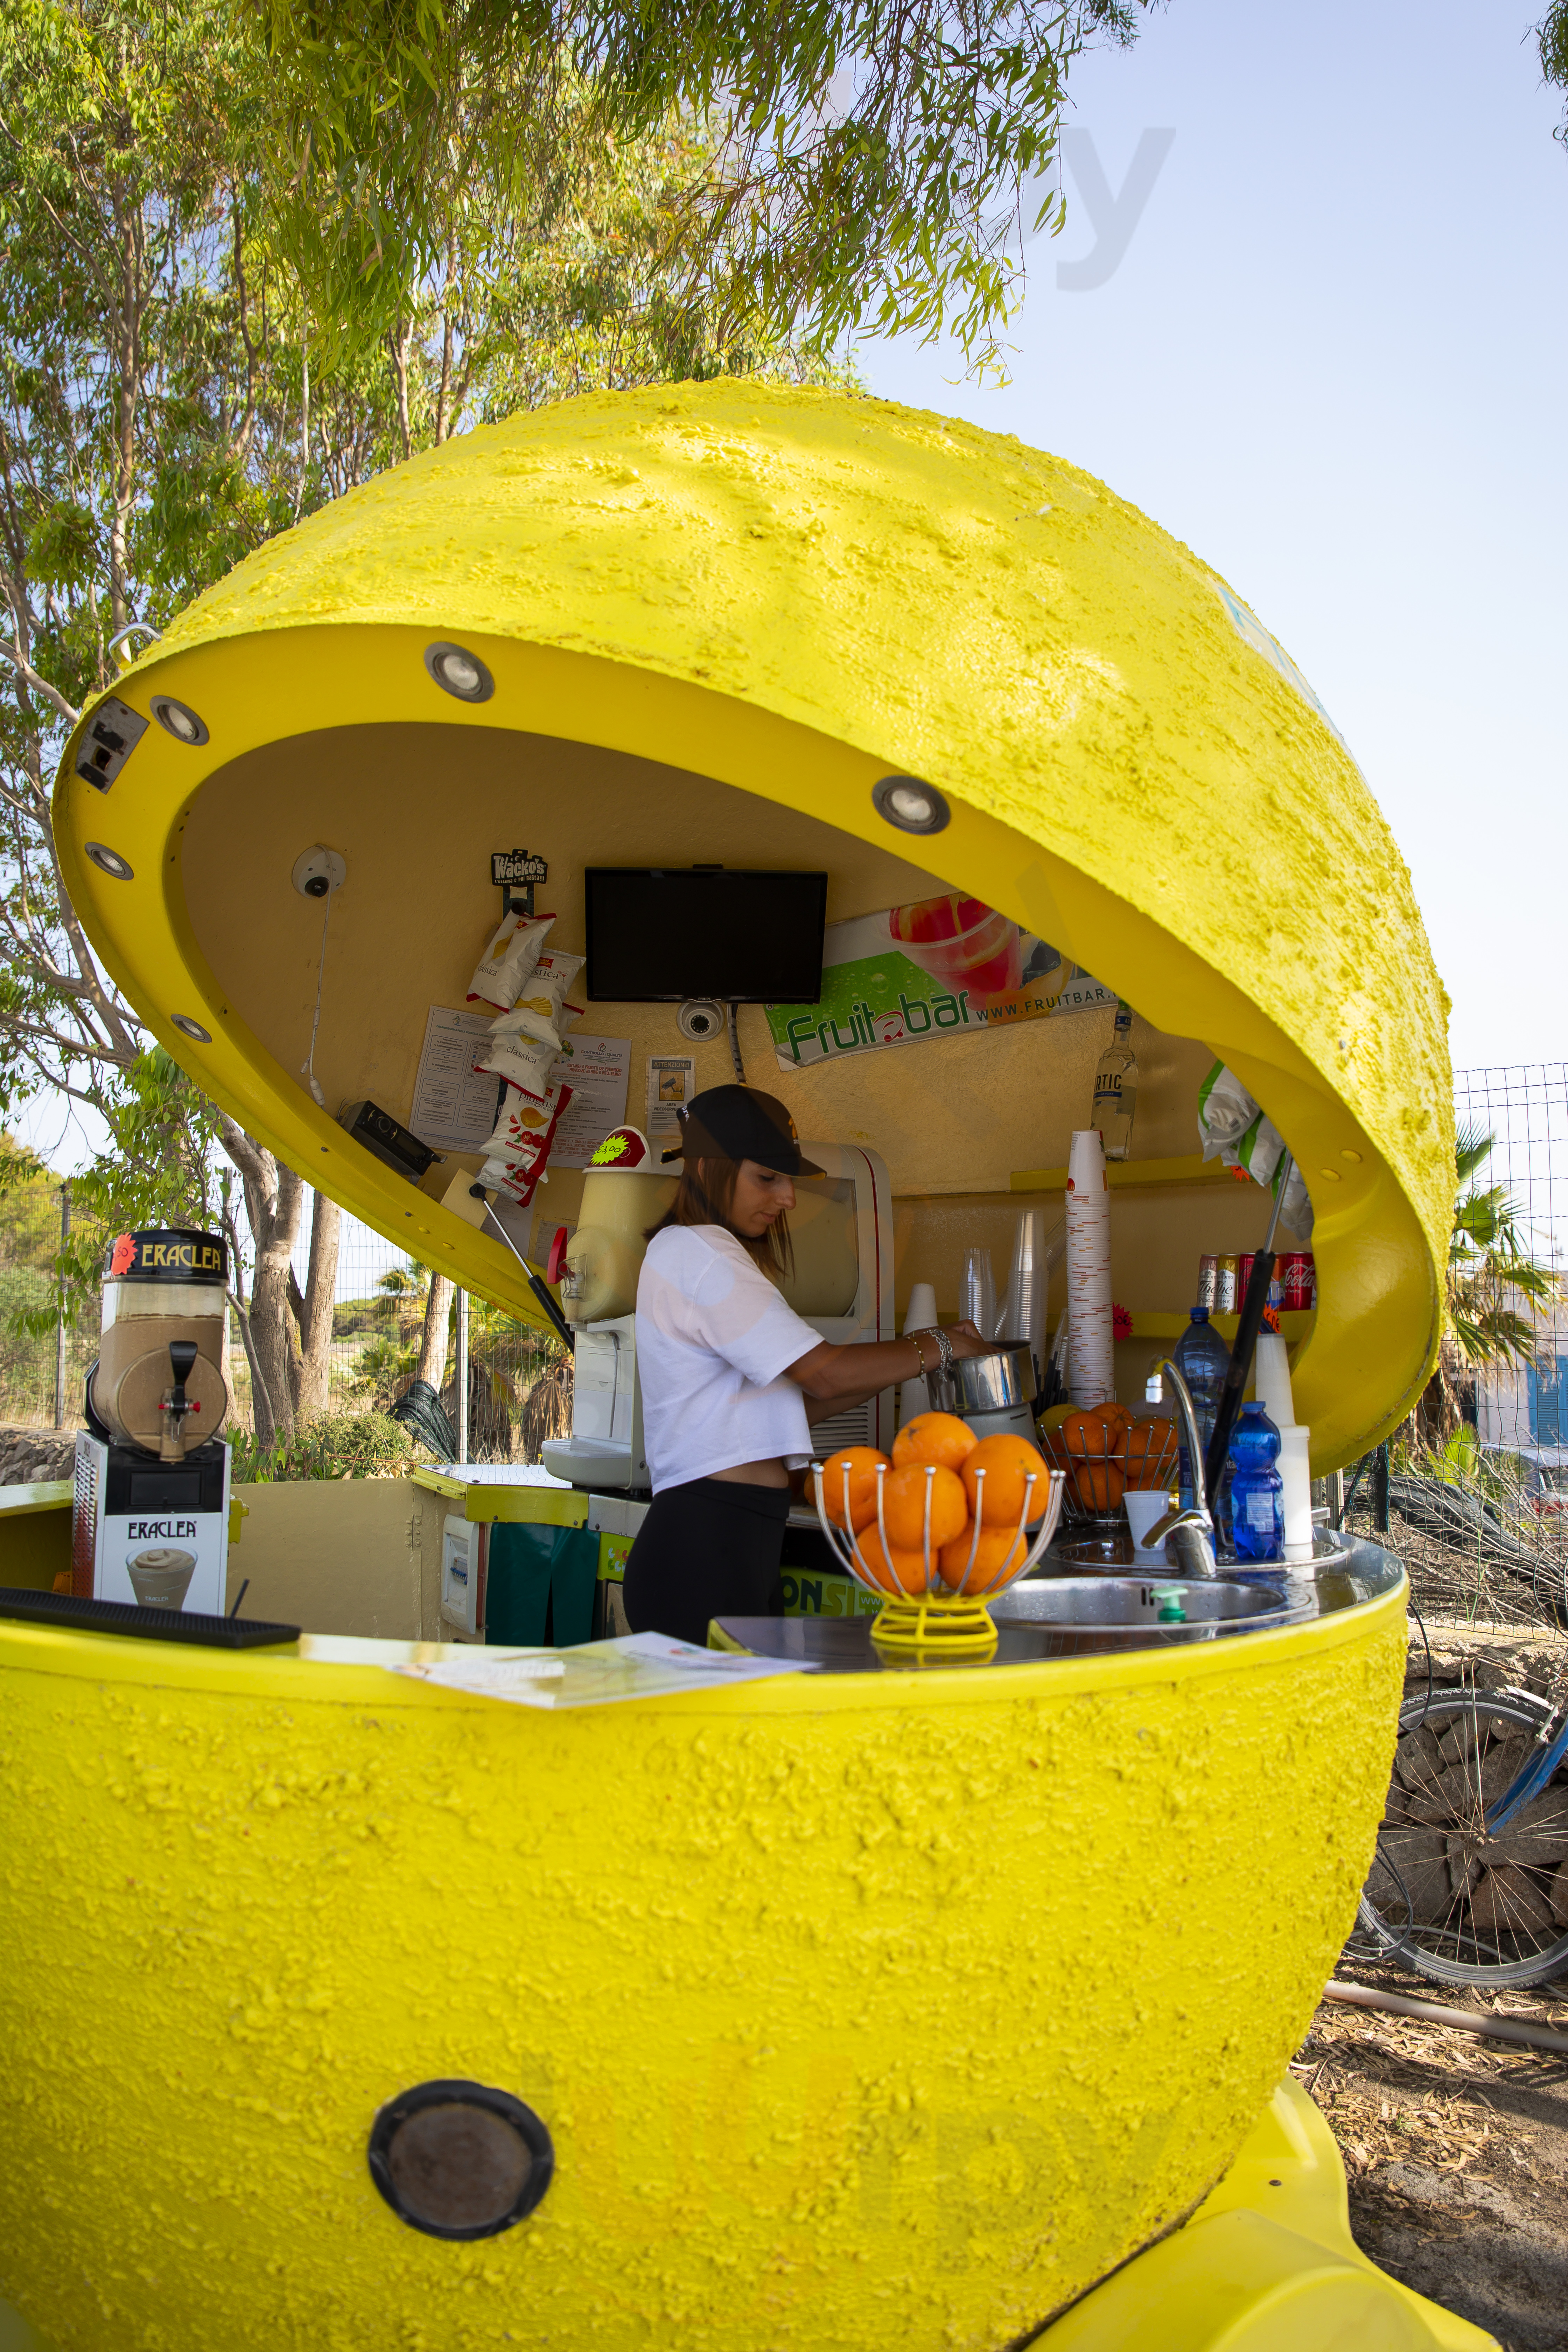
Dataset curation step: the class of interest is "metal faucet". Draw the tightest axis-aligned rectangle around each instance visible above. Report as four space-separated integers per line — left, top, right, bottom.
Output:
1143 1358 1218 1579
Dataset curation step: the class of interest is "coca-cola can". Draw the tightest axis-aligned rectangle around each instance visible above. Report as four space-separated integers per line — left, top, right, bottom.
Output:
1196 1253 1219 1309
1214 1254 1239 1312
1279 1251 1315 1311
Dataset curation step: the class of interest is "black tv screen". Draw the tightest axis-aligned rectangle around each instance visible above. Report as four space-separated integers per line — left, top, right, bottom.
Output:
584 869 828 1003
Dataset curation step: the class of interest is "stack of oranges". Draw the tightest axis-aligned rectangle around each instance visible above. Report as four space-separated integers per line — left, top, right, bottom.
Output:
817 1413 1053 1599
1044 1404 1178 1517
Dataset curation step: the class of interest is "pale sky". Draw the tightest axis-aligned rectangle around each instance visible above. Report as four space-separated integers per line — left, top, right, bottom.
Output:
864 0 1568 1077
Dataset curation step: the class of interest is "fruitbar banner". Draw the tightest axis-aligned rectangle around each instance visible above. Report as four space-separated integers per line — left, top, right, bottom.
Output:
767 895 1117 1071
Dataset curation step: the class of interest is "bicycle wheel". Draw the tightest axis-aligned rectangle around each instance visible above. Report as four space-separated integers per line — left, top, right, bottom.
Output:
1357 1686 1568 1988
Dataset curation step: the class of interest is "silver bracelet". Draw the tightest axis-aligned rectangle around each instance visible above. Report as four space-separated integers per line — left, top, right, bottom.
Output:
933 1326 954 1376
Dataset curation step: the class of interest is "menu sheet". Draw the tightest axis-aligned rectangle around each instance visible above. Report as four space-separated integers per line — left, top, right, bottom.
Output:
409 1009 629 1166
408 1006 501 1153
548 1034 631 1168
390 1630 818 1708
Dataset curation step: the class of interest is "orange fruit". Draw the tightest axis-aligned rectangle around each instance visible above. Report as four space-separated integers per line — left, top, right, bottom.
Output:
879 1462 968 1552
962 1433 1051 1526
852 1524 929 1597
1060 1408 1117 1461
939 1521 1028 1595
1099 1400 1133 1437
1119 1420 1177 1485
1070 1460 1125 1513
892 1411 978 1472
818 1445 890 1533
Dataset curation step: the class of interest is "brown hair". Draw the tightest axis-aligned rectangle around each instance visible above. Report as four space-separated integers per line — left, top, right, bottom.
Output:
646 1158 794 1282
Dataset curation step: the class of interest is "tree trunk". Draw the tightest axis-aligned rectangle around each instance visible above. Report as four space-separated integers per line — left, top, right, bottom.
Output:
246 1161 305 1447
292 1190 341 1421
415 1274 454 1392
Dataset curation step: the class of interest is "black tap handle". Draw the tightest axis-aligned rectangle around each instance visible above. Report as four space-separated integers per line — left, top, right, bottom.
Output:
168 1338 198 1411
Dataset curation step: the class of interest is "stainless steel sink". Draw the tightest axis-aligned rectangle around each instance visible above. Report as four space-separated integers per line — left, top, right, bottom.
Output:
990 1575 1289 1629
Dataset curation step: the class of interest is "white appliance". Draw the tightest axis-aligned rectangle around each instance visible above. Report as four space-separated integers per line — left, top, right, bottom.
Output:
541 1141 895 1491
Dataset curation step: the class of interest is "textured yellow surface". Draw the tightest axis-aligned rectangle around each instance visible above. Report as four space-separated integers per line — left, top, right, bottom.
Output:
54 378 1449 1458
0 1593 1406 2352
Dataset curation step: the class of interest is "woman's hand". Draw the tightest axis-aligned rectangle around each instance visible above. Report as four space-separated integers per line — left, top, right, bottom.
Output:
941 1319 991 1362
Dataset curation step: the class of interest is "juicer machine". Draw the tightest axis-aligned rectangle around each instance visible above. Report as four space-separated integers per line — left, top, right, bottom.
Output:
72 1226 234 1614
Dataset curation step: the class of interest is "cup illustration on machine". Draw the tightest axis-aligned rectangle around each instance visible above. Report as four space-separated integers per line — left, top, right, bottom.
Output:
126 1546 197 1609
890 894 1023 1001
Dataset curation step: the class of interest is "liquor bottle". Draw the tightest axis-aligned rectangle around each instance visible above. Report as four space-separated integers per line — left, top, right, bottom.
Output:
1091 1003 1138 1160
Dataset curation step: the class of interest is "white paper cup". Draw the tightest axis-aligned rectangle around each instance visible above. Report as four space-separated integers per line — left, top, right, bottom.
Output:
1124 1489 1177 1559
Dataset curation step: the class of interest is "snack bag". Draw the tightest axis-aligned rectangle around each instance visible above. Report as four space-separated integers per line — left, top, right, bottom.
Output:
488 949 586 1050
477 1084 572 1207
467 910 555 1010
474 1028 558 1101
1195 1060 1314 1240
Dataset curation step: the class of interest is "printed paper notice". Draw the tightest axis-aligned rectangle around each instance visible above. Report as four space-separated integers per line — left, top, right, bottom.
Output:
408 1006 500 1152
646 1054 696 1153
390 1631 818 1708
548 1035 630 1168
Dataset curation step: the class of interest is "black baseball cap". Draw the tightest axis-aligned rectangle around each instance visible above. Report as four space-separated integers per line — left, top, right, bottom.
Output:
663 1086 824 1176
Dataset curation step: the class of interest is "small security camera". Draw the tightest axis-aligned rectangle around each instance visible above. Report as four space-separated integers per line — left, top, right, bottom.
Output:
677 1000 724 1043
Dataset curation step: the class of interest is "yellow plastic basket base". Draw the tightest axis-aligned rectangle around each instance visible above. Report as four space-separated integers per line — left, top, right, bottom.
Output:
869 1595 999 1654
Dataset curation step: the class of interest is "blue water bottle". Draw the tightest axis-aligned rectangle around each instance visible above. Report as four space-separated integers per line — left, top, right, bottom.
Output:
1172 1308 1228 1511
1228 1401 1284 1562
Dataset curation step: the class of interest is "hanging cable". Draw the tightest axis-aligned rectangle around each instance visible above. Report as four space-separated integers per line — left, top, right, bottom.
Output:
727 1001 747 1084
301 891 333 1107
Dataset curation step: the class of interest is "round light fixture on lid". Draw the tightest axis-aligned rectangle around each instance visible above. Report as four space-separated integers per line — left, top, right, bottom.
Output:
171 1014 212 1044
368 2078 554 2240
872 774 950 835
151 695 209 746
424 642 494 703
85 843 134 881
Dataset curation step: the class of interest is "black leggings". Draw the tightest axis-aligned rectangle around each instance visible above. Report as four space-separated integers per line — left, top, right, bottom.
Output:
622 1478 790 1648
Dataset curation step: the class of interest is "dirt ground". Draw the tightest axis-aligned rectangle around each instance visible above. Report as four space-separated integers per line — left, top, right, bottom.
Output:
1302 1961 1568 2350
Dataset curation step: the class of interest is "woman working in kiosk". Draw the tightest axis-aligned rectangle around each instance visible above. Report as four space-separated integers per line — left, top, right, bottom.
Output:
622 1085 989 1646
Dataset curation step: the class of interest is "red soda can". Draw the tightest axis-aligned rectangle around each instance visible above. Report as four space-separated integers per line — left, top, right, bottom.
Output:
1279 1251 1315 1310
1196 1254 1219 1309
1239 1254 1286 1310
1214 1255 1238 1312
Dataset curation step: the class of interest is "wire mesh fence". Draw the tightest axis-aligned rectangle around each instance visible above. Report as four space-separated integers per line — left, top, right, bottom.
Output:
0 1180 567 1465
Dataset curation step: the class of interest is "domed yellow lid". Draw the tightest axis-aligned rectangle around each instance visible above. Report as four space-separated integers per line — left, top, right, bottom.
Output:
54 381 1449 1465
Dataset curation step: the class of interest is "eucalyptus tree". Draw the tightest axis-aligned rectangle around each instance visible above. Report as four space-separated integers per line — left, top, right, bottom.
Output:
0 0 841 1441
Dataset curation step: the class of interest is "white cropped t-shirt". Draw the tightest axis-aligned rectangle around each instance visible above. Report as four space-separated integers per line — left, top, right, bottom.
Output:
636 1226 820 1493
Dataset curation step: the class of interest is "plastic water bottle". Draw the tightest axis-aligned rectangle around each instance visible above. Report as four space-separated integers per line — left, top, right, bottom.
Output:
1172 1307 1228 1511
1228 1401 1284 1562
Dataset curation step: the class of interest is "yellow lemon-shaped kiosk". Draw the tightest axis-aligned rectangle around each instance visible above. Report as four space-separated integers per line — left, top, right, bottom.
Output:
0 384 1464 2352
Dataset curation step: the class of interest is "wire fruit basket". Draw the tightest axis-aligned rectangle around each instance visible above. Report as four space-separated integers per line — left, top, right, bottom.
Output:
1041 1407 1179 1529
811 1452 1067 1655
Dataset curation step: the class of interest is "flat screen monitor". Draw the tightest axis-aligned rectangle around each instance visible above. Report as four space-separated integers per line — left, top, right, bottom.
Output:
584 868 828 1004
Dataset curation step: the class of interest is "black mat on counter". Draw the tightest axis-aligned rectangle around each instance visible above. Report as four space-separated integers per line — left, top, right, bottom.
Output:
0 1586 300 1649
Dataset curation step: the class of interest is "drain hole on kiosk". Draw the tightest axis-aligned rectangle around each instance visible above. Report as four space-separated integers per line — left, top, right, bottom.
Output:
368 2079 554 2240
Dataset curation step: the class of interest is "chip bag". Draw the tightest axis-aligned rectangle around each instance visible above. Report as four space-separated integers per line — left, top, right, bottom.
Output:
1196 1059 1314 1240
473 1027 557 1102
477 1083 572 1208
467 910 554 1010
487 948 586 1050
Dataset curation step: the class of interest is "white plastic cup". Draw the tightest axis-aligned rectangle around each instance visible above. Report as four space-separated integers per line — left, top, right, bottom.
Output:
1124 1489 1177 1558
